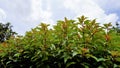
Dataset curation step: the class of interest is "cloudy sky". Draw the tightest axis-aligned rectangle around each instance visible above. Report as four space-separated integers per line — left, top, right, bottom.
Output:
0 0 120 35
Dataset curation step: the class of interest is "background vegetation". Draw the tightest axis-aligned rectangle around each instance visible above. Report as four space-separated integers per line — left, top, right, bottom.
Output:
0 16 120 68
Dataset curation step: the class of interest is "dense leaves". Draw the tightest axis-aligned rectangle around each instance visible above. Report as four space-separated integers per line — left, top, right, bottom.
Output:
0 16 120 68
0 22 16 43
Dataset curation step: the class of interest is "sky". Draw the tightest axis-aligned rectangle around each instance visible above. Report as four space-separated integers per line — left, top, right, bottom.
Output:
0 0 120 35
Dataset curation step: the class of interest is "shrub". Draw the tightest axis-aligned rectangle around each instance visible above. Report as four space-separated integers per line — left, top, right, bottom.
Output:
0 16 120 68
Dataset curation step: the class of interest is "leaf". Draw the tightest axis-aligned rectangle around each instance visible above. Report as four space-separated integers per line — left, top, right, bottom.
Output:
6 61 12 65
14 53 21 57
86 54 108 62
50 44 55 50
85 54 98 61
81 62 90 68
66 62 76 68
97 58 107 62
84 20 90 25
63 53 71 63
114 57 120 62
72 51 78 57
98 66 104 68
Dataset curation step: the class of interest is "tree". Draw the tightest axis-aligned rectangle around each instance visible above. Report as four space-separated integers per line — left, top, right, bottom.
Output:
116 22 120 33
0 22 15 43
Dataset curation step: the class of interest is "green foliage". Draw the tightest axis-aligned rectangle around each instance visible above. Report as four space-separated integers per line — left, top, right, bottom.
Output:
0 16 120 68
0 22 16 43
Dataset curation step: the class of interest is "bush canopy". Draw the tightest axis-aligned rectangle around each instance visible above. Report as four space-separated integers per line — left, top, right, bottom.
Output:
0 16 120 68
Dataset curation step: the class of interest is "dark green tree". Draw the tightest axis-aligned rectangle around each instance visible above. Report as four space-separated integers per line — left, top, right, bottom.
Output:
0 22 16 43
116 22 120 33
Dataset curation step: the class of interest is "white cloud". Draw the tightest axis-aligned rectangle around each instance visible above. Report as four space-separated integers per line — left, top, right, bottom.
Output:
0 0 119 35
104 14 118 25
63 0 105 18
63 0 119 25
94 0 120 10
0 8 6 23
27 0 53 25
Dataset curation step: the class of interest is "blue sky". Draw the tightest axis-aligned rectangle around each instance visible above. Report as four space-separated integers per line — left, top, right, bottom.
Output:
0 0 120 35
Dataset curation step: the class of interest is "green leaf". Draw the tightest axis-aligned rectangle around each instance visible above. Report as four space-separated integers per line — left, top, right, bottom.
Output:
81 62 90 68
64 56 71 63
14 53 21 57
72 51 78 57
63 53 71 63
66 62 76 68
97 58 107 62
114 57 120 62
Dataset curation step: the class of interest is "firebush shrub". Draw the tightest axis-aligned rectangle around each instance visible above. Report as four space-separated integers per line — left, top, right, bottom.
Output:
0 16 120 68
